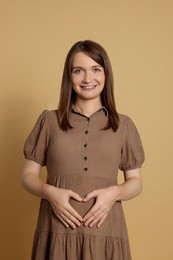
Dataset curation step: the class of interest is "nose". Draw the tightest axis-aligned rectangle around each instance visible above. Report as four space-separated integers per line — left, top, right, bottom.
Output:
82 71 92 83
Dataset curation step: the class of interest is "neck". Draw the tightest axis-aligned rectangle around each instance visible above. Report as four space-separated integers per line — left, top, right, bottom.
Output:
74 99 103 117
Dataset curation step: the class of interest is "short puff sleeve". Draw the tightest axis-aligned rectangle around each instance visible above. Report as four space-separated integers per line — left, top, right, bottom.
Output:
119 117 145 171
23 110 49 166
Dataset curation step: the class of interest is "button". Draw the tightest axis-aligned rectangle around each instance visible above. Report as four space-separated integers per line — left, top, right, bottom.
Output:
87 118 90 121
85 130 89 134
84 167 88 171
84 143 87 148
84 156 87 160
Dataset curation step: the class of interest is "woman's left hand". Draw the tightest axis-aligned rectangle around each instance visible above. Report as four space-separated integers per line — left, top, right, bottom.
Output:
82 186 120 228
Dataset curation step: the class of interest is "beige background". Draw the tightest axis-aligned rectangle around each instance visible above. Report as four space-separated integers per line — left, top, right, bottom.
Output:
0 0 173 259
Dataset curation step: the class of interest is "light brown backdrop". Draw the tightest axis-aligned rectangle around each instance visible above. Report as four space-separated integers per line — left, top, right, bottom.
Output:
0 0 172 259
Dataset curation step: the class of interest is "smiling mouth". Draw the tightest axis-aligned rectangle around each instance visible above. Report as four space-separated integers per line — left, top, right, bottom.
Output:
80 85 96 89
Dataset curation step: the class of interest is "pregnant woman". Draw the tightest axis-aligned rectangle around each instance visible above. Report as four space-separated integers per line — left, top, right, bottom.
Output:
21 40 145 260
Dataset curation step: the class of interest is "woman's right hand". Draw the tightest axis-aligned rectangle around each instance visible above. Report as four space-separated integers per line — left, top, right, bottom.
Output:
47 186 83 229
21 160 83 229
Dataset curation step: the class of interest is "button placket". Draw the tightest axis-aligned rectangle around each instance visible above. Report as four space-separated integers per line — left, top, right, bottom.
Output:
83 117 90 172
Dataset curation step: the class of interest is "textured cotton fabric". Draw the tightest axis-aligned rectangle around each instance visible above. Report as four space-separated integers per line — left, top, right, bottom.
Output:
24 109 145 260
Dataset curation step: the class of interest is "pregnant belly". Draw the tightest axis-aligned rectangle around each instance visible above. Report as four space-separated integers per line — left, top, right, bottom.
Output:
47 174 118 231
69 197 95 218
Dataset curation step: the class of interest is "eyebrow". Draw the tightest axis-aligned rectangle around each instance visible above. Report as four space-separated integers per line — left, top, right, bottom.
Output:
72 65 102 70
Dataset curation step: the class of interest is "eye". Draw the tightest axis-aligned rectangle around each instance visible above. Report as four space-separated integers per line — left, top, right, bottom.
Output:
72 68 84 74
92 67 102 73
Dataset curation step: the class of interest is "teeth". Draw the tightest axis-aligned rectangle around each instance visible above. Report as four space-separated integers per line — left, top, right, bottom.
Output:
81 85 95 89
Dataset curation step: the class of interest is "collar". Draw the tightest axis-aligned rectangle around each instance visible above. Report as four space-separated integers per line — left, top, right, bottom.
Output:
71 106 108 117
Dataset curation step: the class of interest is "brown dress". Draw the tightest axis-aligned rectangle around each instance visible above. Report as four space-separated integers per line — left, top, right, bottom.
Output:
24 108 145 260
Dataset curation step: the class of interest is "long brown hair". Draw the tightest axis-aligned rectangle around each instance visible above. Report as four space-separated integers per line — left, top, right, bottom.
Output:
58 40 119 131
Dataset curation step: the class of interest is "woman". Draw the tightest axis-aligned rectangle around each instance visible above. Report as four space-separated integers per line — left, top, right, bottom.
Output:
21 40 145 260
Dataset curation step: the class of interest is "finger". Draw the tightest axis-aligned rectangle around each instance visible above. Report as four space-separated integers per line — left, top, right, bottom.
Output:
65 203 83 222
57 213 80 229
84 213 100 227
53 202 82 228
69 190 83 202
83 203 101 222
83 190 98 202
56 214 69 228
86 211 108 228
63 209 82 227
62 214 78 229
84 209 103 227
87 213 105 228
97 213 108 228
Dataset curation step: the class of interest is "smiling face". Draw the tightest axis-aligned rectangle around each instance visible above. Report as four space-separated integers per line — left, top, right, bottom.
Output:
71 52 105 104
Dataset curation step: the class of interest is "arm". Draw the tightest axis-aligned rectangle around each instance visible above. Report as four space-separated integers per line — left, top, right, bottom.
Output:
21 159 83 229
116 168 143 201
21 159 49 198
83 168 142 228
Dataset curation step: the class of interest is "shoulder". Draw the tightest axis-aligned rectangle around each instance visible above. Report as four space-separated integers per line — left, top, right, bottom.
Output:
118 113 133 125
36 109 59 129
117 113 140 134
39 109 58 121
118 113 129 121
